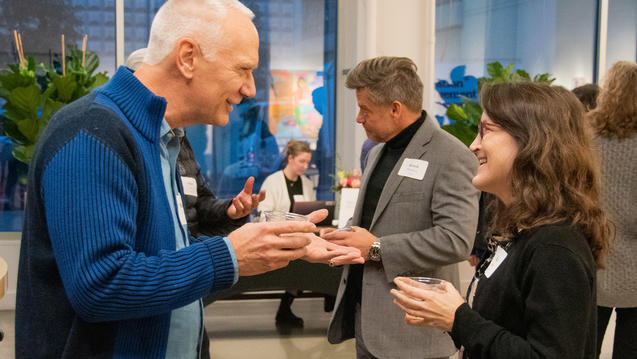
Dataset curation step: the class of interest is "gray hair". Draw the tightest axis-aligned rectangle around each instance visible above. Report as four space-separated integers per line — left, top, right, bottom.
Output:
125 48 147 70
346 56 423 113
145 0 254 65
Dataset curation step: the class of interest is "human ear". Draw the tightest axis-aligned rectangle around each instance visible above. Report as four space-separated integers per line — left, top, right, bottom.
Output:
175 38 197 80
390 100 402 118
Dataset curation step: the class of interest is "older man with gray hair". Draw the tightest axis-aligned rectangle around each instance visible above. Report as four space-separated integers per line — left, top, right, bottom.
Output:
323 56 479 359
15 1 361 358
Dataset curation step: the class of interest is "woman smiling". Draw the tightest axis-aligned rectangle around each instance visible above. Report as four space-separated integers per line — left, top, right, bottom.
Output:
392 82 611 358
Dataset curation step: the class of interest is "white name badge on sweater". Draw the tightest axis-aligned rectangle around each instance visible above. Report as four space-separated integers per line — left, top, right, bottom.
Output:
176 193 187 226
398 159 428 180
484 246 508 278
181 177 197 197
293 195 305 202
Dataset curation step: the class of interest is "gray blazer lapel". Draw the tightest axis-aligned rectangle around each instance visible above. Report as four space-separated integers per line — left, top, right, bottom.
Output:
369 116 436 230
351 143 384 226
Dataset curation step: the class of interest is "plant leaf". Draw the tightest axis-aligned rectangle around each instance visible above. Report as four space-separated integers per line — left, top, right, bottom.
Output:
504 63 514 78
12 144 34 164
1 115 29 144
84 51 100 75
446 103 467 122
486 62 504 79
0 69 35 92
90 72 109 89
515 69 530 80
51 75 78 102
8 85 41 119
17 116 40 143
441 122 477 147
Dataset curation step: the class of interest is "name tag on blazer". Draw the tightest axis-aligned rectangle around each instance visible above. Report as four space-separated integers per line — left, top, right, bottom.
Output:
181 176 197 197
398 158 428 180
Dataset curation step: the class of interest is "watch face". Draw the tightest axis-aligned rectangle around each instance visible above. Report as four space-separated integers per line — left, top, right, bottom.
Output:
370 243 381 261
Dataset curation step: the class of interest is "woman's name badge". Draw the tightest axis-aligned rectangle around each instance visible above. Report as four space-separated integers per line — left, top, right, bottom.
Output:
484 246 508 278
398 159 428 180
293 195 305 202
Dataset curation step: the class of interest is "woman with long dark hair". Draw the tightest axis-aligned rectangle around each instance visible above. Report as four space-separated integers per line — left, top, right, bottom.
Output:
391 82 611 358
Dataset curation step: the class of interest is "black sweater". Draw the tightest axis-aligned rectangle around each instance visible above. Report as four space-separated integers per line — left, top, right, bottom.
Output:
451 224 597 358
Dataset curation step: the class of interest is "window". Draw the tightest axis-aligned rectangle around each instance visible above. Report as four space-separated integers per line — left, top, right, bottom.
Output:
0 0 337 231
0 0 116 230
190 0 337 201
434 0 598 125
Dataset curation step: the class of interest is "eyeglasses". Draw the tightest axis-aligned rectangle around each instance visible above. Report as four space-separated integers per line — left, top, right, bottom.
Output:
478 121 502 138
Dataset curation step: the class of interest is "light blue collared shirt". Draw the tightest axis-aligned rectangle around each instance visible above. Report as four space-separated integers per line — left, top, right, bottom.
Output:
159 121 200 359
158 120 238 358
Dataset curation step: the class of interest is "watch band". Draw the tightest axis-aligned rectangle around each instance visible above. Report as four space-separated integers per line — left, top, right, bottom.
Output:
369 240 381 261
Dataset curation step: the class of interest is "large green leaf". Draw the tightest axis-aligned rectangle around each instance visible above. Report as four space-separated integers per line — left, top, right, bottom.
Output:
515 69 530 80
0 69 35 93
1 116 29 144
12 144 35 164
486 62 504 79
442 122 478 147
8 85 41 118
51 75 78 102
17 116 40 143
504 63 514 78
84 51 100 75
90 72 109 89
446 103 467 122
41 98 65 122
462 99 483 125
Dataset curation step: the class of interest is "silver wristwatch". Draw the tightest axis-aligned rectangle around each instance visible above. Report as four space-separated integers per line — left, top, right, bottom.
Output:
369 240 381 261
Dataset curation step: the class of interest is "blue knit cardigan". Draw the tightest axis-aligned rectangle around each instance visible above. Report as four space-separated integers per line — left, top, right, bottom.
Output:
15 67 235 358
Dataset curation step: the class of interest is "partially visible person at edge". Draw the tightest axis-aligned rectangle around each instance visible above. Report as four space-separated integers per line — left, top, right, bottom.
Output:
392 82 611 359
573 83 600 112
15 1 362 358
588 61 637 359
322 56 479 359
125 46 254 359
258 139 316 329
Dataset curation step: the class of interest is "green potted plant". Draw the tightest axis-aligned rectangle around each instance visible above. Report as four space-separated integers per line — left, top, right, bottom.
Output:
0 38 109 164
442 62 555 146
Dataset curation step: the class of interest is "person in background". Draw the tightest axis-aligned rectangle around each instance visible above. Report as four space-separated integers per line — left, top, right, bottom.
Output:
588 61 637 359
323 56 479 359
15 1 361 357
392 82 611 359
258 139 316 329
359 138 379 173
573 83 600 112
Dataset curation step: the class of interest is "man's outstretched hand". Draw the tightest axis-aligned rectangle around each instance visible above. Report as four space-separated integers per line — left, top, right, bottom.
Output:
300 234 365 266
227 177 266 219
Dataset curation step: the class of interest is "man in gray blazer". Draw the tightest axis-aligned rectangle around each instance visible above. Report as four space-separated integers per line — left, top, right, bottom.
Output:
323 57 479 359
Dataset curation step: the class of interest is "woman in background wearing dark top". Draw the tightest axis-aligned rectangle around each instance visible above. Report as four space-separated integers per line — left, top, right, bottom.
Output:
391 82 611 358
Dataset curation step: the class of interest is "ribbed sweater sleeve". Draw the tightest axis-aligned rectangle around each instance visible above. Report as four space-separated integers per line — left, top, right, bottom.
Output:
41 131 234 322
